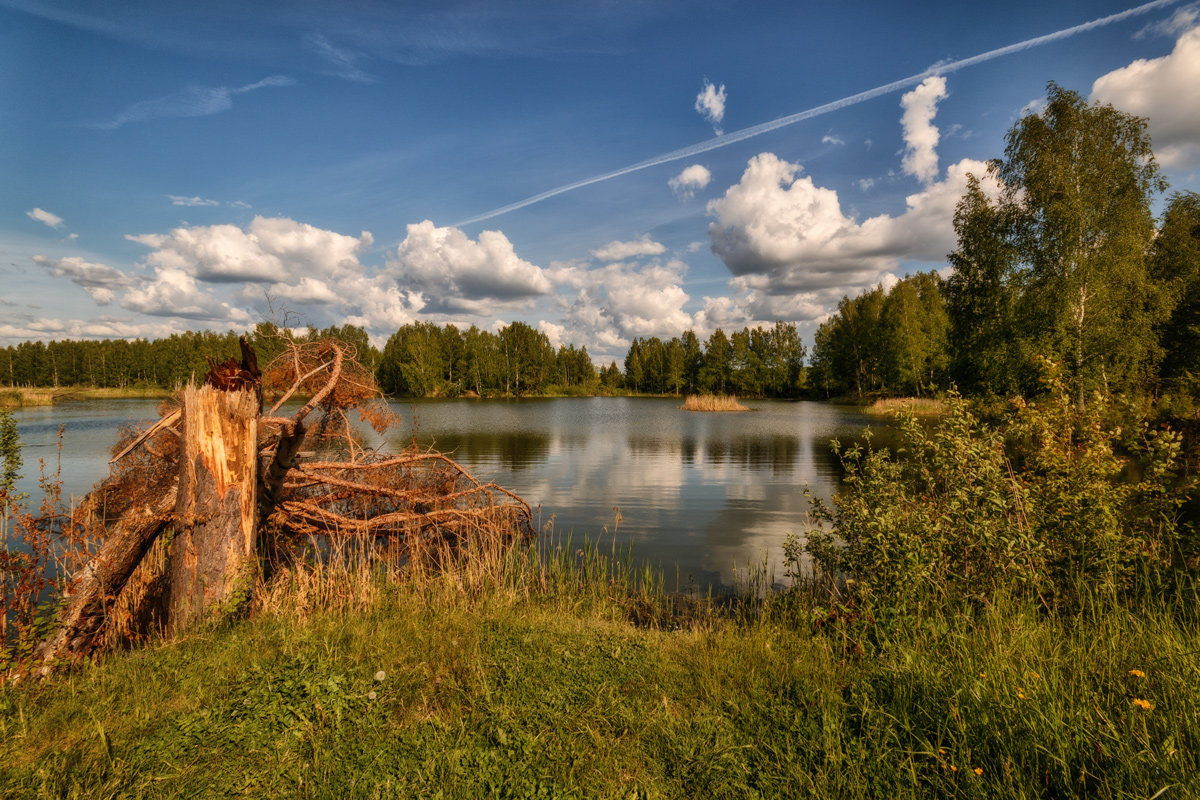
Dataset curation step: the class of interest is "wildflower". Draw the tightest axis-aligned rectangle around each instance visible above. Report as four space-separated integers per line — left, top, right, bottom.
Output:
978 672 986 679
368 691 377 701
973 767 983 776
950 765 958 773
374 670 386 682
1128 669 1145 678
1132 698 1154 711
1028 671 1040 679
1017 688 1026 700
938 748 946 756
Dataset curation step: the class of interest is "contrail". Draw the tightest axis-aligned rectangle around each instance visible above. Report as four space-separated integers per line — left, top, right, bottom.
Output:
454 0 1180 227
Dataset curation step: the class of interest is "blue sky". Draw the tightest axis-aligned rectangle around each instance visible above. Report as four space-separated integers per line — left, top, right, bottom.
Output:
3 0 1200 363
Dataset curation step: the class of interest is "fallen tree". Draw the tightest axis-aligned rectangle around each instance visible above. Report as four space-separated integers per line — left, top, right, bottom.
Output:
15 335 533 680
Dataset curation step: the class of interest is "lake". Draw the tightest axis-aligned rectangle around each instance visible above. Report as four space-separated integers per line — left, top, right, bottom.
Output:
9 397 885 590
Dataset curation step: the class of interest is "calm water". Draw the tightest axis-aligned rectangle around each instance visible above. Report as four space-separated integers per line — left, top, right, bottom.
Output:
10 397 884 589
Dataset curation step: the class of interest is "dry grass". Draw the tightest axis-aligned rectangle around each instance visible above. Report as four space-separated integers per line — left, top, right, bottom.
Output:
0 387 172 408
864 396 946 416
681 394 750 412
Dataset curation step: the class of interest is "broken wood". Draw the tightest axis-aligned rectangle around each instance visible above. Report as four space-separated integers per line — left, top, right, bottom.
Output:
166 385 259 636
27 485 177 679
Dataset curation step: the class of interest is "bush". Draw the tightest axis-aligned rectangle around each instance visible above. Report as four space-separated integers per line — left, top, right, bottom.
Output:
807 363 1196 610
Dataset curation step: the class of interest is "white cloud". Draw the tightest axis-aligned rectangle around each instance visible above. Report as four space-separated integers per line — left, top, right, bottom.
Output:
33 254 134 305
856 178 876 191
122 267 249 321
1091 26 1200 168
1136 5 1199 38
306 33 376 84
168 195 220 207
821 134 845 146
669 164 712 200
900 76 948 185
388 221 551 312
694 79 727 134
26 208 64 228
706 152 999 298
128 216 373 284
0 314 188 346
591 234 667 262
88 76 294 129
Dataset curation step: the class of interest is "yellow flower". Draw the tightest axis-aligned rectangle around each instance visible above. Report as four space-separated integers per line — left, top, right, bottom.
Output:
979 672 987 678
950 765 958 773
973 767 983 776
1028 671 1040 679
938 748 946 756
1132 698 1154 711
1017 688 1026 699
1129 669 1145 678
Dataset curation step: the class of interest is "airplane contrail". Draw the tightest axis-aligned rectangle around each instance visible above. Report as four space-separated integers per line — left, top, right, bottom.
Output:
454 0 1180 227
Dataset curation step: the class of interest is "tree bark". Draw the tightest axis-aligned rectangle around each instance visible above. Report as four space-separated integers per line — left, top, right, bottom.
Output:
166 385 259 636
28 485 177 678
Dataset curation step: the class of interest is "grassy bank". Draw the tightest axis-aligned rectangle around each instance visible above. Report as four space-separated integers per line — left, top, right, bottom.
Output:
2 542 1196 799
0 386 173 408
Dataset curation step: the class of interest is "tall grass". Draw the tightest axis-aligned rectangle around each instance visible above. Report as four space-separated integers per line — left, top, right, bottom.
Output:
682 394 750 412
2 532 1197 798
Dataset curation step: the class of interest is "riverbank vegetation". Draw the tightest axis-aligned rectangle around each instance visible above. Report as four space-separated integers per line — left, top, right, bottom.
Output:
681 393 749 412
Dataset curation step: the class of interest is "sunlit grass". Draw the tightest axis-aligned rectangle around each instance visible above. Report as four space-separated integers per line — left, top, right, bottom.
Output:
0 386 172 408
2 535 1196 798
864 396 946 416
682 393 750 412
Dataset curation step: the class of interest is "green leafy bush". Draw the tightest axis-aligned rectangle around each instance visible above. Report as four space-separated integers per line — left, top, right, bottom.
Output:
807 364 1196 609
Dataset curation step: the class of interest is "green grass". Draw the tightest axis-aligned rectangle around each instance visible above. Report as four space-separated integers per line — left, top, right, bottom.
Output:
1 544 1197 799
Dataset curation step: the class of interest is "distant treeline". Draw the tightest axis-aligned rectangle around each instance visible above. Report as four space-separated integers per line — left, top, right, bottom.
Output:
374 320 806 398
0 324 377 390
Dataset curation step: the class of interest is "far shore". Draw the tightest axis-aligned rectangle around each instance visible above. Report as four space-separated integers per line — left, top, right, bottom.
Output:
0 386 174 408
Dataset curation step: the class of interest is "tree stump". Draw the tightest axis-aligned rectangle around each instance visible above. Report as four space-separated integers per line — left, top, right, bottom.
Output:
166 385 259 635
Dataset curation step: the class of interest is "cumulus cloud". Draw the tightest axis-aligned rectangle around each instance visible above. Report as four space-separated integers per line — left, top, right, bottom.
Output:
591 234 667 262
694 79 727 134
128 216 373 284
88 75 295 129
669 164 712 200
122 267 249 321
0 314 188 347
32 255 134 305
706 152 999 298
1091 25 1200 168
388 221 551 312
900 76 948 184
27 208 64 228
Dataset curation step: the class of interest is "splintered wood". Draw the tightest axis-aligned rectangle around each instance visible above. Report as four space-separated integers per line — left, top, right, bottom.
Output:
167 385 259 635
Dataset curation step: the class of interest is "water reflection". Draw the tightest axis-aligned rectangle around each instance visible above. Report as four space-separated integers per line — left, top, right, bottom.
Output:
11 396 887 591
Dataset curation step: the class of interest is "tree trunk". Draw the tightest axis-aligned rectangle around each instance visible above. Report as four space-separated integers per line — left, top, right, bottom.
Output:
166 385 259 635
28 485 177 678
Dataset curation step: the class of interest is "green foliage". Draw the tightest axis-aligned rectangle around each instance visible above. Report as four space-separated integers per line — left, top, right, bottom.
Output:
1152 191 1200 395
809 274 948 399
808 364 1195 608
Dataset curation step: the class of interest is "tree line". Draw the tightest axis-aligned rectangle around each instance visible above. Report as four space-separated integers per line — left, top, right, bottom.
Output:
0 324 377 391
810 85 1200 402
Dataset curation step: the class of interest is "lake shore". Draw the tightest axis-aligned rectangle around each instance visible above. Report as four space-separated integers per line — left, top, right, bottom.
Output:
0 386 173 408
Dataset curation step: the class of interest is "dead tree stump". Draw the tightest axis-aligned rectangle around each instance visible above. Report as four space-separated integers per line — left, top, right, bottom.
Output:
166 385 259 635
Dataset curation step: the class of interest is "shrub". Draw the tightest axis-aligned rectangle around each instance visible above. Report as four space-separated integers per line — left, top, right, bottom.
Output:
807 363 1196 609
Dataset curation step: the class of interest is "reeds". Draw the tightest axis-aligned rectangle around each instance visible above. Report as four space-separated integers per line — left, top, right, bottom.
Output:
681 393 749 412
864 396 945 416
